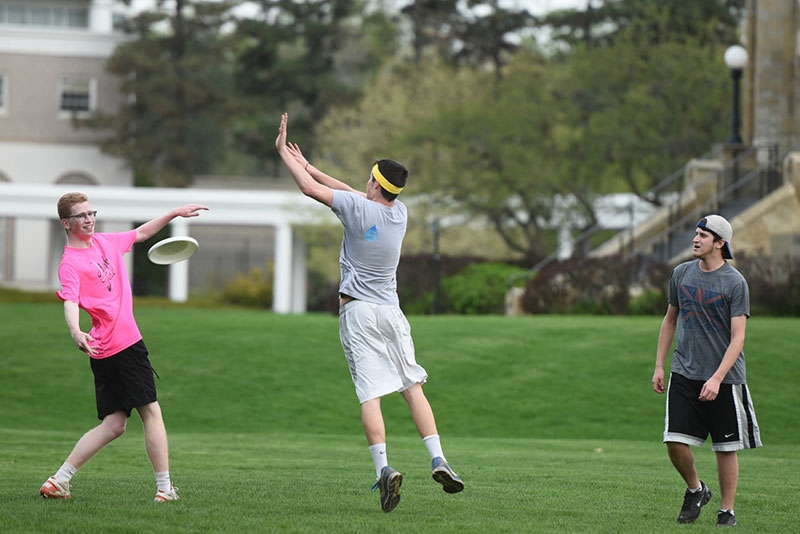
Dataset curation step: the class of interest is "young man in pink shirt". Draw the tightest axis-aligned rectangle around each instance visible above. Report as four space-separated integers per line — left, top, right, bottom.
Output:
40 192 208 502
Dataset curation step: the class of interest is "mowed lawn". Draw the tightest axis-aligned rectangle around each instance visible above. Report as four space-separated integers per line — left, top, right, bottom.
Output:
1 302 798 533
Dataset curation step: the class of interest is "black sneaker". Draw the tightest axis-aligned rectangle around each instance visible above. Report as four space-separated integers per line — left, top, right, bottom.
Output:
677 481 712 523
370 466 402 513
717 510 737 526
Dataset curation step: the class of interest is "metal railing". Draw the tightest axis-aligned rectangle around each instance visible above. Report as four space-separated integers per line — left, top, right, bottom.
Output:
507 141 794 287
627 143 791 261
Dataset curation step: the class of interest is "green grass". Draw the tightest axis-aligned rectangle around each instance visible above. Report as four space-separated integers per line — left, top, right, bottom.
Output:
1 303 798 532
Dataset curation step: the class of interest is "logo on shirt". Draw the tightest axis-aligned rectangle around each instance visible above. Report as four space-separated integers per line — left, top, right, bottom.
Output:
679 284 725 332
365 225 378 242
90 258 116 292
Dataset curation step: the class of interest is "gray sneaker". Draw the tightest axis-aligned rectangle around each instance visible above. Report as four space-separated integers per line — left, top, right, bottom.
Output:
717 510 737 526
431 457 464 494
370 466 402 513
677 481 712 523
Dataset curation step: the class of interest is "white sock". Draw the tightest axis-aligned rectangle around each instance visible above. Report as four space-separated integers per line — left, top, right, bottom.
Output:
155 471 172 493
423 434 445 461
55 462 77 483
369 443 388 478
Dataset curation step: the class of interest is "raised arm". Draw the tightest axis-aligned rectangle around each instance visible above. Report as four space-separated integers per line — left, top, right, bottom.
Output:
285 142 363 196
135 204 209 243
275 113 337 206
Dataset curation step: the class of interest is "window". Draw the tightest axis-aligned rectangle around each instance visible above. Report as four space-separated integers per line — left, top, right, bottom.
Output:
0 2 88 29
0 73 7 116
59 76 95 116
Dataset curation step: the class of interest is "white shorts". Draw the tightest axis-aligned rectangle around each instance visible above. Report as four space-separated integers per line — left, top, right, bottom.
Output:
338 300 428 403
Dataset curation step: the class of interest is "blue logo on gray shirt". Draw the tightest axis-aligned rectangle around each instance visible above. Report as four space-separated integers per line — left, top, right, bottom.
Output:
365 225 378 242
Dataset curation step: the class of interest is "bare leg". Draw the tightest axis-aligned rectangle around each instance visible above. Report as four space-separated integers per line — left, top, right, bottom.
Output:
65 411 127 469
400 383 438 438
137 401 169 472
716 451 738 510
667 442 700 488
361 398 385 446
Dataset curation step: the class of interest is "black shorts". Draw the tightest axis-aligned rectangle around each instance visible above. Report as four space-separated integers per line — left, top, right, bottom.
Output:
89 339 158 420
664 372 762 452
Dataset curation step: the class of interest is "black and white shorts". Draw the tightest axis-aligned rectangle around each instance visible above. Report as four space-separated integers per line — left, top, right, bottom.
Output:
89 339 158 420
664 372 762 452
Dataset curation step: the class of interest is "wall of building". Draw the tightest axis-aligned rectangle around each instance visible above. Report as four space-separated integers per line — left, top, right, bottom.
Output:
0 1 134 288
747 0 800 148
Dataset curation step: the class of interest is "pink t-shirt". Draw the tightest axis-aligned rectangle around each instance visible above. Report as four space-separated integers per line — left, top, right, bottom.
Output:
56 230 141 359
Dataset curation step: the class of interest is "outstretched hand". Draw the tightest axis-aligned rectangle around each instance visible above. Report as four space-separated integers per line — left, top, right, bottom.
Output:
275 113 288 152
176 204 209 218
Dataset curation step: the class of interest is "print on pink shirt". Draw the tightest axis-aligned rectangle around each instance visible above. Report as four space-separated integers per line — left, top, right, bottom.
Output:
90 258 116 292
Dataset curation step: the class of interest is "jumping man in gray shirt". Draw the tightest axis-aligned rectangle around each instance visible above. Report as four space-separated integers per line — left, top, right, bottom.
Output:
275 113 463 513
653 215 761 527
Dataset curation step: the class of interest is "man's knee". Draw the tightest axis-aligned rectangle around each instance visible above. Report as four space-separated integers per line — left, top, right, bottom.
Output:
102 412 127 438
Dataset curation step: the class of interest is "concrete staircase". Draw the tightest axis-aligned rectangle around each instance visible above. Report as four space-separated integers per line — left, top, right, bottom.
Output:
592 143 800 263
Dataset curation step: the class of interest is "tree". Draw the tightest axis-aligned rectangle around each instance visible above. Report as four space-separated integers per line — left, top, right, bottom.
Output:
399 0 534 74
551 14 731 206
316 54 564 264
229 0 397 173
542 0 746 51
77 0 241 187
314 15 733 262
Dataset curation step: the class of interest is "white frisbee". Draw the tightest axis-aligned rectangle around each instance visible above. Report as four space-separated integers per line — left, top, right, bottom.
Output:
147 236 199 265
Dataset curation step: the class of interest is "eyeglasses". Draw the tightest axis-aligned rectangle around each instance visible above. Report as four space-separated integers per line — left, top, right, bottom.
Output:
65 211 97 220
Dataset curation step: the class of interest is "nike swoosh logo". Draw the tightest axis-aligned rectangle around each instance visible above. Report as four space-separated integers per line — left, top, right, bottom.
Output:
724 433 736 438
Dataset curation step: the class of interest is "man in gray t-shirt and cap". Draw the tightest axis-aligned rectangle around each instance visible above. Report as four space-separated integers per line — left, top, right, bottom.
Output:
652 214 762 527
275 113 463 514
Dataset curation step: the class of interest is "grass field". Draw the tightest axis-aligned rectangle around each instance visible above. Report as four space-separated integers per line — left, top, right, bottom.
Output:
1 302 798 533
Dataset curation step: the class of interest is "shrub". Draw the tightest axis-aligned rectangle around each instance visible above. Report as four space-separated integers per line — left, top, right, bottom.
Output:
735 254 800 316
522 255 670 315
397 254 513 314
219 264 273 308
306 269 339 314
439 262 529 315
629 289 666 315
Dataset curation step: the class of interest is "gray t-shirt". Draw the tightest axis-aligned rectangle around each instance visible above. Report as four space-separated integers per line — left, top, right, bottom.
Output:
667 260 750 384
331 190 407 306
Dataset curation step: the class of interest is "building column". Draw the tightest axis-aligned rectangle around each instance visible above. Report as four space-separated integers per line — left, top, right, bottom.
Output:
168 220 189 302
291 236 307 314
88 0 114 33
273 223 292 313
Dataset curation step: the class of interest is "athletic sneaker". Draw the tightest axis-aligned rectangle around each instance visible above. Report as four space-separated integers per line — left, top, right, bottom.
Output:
677 481 712 523
370 466 402 513
717 510 737 526
154 486 179 503
40 476 71 499
431 457 464 494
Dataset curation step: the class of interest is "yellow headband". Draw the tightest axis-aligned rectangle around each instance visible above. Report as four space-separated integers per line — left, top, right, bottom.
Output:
372 164 403 195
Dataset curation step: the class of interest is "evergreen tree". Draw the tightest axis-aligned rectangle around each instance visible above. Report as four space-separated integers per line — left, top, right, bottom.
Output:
77 0 241 187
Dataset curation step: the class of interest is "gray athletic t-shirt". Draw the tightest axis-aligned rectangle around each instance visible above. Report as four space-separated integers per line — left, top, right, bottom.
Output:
331 190 407 306
667 260 750 384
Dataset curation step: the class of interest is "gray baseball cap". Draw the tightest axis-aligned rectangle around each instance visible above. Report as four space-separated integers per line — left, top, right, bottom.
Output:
697 214 733 259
